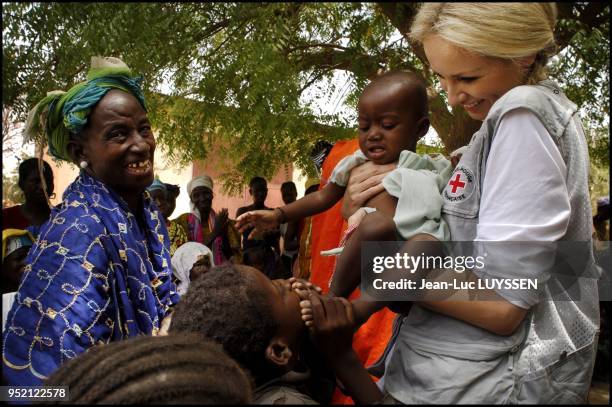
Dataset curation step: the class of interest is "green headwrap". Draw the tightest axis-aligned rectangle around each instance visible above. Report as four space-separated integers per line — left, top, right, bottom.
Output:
24 57 147 162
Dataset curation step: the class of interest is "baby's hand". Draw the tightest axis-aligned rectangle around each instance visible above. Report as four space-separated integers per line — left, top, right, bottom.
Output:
450 146 468 168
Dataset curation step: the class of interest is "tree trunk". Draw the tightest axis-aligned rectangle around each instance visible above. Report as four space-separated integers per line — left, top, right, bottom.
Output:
428 91 482 153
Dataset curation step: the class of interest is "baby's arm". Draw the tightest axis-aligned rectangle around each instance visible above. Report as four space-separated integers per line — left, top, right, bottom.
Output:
236 182 345 238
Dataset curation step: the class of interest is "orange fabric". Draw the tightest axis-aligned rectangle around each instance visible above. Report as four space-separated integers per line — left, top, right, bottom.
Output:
309 138 396 405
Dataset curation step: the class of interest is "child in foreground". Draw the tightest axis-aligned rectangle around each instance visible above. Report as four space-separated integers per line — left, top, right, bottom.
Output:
237 71 452 298
168 263 382 404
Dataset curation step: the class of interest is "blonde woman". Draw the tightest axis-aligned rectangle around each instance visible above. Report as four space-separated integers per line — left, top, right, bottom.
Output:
334 3 599 404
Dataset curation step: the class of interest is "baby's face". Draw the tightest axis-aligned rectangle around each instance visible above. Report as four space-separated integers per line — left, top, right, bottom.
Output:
357 83 421 164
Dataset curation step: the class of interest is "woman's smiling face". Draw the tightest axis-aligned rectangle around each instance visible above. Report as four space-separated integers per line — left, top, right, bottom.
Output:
78 90 155 200
423 35 528 121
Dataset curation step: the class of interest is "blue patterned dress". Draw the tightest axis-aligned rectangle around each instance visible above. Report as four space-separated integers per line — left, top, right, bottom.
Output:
2 171 179 385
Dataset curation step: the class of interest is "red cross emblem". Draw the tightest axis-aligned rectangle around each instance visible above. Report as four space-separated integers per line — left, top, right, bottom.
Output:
449 173 466 193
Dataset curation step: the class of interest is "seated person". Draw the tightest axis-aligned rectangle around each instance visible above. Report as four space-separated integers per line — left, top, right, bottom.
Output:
44 334 252 404
237 71 452 298
147 179 188 256
2 229 35 332
171 241 214 296
168 264 378 404
2 229 34 295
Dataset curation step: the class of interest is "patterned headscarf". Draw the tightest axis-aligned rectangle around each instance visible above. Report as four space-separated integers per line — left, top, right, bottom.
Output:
23 56 146 162
2 229 34 260
147 179 167 196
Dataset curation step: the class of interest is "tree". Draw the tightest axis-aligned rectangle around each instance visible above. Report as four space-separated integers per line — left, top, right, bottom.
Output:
2 3 609 193
2 169 22 207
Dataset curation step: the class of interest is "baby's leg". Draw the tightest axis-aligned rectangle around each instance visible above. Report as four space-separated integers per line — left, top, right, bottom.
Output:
329 211 397 298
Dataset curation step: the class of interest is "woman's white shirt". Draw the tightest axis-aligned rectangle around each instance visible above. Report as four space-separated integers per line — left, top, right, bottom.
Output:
476 108 571 242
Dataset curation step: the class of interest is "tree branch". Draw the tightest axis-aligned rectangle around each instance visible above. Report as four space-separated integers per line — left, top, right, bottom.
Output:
555 3 608 53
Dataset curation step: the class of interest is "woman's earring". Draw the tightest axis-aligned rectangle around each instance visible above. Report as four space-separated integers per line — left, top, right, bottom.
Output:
79 161 88 169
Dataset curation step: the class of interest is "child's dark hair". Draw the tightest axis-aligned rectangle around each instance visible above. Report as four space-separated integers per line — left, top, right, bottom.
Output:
43 334 252 404
169 264 279 380
249 176 267 189
18 157 53 190
368 71 429 119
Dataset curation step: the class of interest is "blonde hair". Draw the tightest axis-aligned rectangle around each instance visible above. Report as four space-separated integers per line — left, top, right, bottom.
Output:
410 3 557 84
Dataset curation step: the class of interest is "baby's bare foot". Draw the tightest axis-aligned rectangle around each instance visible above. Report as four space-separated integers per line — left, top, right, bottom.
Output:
299 300 314 327
289 277 322 300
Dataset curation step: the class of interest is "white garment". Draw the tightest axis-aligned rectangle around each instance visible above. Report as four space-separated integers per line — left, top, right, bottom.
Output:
2 292 17 332
171 242 214 296
477 109 570 243
473 109 571 309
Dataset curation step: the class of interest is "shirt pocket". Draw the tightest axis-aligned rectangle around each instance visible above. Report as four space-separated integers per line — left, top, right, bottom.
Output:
515 340 598 404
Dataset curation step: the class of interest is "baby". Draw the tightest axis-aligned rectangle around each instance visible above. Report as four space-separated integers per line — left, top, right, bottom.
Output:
237 71 452 298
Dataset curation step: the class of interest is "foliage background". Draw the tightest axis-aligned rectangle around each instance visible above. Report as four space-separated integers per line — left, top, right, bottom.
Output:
2 2 609 198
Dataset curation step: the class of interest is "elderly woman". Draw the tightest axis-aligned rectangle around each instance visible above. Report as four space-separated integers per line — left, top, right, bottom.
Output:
2 57 178 385
147 179 187 256
175 175 241 265
312 3 600 404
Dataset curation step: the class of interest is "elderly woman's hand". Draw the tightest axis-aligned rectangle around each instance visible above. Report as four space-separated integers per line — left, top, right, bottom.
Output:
342 161 395 219
213 208 229 235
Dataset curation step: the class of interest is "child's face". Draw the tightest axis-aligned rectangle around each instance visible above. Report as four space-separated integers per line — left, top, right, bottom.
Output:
240 266 305 350
358 83 422 165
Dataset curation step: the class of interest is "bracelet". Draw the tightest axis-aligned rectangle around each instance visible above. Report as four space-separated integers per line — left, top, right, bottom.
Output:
275 207 287 224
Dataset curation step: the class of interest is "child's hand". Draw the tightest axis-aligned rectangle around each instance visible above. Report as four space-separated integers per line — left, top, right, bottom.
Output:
450 146 467 168
235 209 279 239
304 292 355 361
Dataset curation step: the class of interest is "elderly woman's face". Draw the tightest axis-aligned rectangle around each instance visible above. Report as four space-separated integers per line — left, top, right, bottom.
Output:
191 186 213 213
80 90 155 199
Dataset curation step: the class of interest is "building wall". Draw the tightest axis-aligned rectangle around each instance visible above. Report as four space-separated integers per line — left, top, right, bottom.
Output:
191 143 294 219
42 146 303 221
